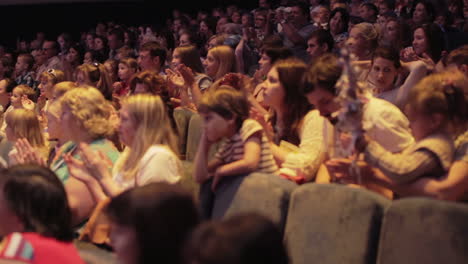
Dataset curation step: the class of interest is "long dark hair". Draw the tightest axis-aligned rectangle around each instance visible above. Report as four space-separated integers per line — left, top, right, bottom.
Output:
415 23 445 62
106 183 199 264
0 165 74 242
272 58 313 145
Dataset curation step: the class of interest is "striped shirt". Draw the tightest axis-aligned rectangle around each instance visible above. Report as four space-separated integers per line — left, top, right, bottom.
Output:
215 119 278 174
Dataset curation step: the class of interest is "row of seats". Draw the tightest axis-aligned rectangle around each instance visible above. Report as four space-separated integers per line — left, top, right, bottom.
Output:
207 173 468 264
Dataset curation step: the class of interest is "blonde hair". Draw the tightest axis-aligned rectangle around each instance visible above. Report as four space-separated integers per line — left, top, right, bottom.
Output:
75 63 113 101
408 69 468 134
39 69 65 85
352 22 379 50
6 109 46 149
60 87 115 139
117 94 179 180
53 81 78 99
208 45 237 81
13 85 36 100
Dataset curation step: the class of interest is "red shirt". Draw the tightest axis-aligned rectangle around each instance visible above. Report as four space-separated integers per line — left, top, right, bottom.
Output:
0 232 85 264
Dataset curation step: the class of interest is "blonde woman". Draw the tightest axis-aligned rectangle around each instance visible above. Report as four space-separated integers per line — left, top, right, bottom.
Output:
66 94 181 199
346 22 379 61
6 109 49 166
203 45 237 82
58 87 120 225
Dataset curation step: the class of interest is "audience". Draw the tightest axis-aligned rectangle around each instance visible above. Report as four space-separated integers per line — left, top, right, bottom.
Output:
0 1 466 262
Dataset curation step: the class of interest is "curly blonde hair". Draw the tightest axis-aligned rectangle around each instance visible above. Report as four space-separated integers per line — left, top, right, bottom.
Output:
60 87 115 139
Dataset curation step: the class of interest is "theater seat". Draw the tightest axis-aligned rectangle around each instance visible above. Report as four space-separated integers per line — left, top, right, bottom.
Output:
210 173 297 232
285 184 390 264
377 198 468 264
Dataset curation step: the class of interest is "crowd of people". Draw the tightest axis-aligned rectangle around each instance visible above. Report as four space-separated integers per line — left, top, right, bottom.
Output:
0 0 467 263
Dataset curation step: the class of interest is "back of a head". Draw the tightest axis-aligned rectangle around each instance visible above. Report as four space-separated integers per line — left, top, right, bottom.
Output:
302 53 342 95
184 213 289 264
408 69 468 131
263 46 293 65
198 85 250 129
175 45 204 73
106 182 199 264
0 165 73 241
447 45 468 68
5 109 44 148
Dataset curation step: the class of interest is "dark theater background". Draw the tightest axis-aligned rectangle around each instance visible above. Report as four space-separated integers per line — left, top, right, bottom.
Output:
0 0 254 50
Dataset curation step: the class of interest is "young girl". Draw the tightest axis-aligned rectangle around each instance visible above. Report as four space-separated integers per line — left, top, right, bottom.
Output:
104 59 119 84
194 86 278 192
38 69 65 113
5 109 49 166
75 63 113 101
0 85 36 139
0 165 85 264
113 58 138 98
355 71 460 187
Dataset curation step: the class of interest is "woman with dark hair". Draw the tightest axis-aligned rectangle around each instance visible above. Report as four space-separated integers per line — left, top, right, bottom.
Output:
329 8 350 49
401 23 445 66
106 182 199 264
254 57 326 182
184 213 288 264
410 0 435 27
0 164 84 263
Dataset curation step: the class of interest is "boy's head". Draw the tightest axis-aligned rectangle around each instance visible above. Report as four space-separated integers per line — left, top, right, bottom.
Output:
15 54 34 74
302 53 343 123
198 86 250 142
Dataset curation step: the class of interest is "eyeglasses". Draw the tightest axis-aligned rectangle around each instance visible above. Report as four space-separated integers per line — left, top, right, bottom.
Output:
47 69 57 78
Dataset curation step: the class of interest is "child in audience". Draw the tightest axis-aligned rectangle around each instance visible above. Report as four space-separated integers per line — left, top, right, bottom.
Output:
194 86 278 192
75 63 113 101
14 53 36 90
104 59 119 84
0 85 36 138
113 58 138 98
328 70 464 196
0 165 85 264
6 109 49 166
38 69 65 113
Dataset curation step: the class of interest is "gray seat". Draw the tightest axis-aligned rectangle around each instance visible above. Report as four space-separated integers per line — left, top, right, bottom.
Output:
210 173 297 232
285 184 390 264
377 198 468 264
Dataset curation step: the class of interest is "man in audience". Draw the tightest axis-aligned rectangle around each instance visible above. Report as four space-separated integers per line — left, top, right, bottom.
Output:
137 41 167 75
36 40 62 81
108 28 125 60
279 1 316 61
306 29 334 62
359 2 379 23
302 53 414 181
